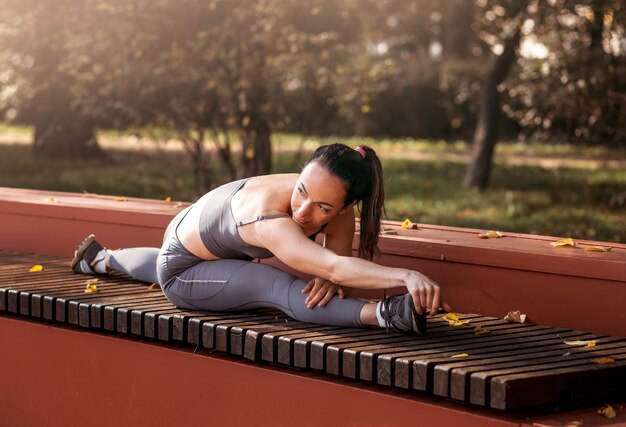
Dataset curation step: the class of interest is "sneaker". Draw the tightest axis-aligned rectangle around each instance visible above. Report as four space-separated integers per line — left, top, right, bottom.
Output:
70 234 107 274
380 293 427 335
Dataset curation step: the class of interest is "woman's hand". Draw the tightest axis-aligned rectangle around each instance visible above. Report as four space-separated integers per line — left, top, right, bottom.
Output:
405 271 452 316
302 277 346 308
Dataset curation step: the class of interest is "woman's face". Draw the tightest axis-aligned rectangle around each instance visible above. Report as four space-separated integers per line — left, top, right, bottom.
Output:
290 162 351 228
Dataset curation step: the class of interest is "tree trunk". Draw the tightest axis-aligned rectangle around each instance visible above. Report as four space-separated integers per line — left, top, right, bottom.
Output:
239 116 272 179
33 116 103 159
463 18 522 190
30 84 103 158
186 136 213 197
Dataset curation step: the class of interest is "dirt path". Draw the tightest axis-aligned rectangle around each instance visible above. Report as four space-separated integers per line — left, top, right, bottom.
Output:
2 132 625 170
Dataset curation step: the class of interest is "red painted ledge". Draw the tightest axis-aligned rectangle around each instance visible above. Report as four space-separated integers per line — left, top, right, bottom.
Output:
3 315 626 427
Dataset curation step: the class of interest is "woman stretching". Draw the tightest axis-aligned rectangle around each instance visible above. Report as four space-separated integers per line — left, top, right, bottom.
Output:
70 144 450 334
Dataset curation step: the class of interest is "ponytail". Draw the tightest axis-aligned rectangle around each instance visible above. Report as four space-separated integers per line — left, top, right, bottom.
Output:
357 146 385 261
304 143 385 261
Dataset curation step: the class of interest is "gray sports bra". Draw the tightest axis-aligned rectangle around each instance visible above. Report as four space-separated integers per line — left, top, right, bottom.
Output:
199 178 326 260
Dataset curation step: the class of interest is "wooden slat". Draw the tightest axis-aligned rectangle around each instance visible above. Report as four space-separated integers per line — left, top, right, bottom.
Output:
489 354 626 410
470 341 626 407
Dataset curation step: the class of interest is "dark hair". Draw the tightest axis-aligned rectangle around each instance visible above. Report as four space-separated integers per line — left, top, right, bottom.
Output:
304 143 385 261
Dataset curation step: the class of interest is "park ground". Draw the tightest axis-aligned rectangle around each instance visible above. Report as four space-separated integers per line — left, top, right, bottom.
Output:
1 126 624 243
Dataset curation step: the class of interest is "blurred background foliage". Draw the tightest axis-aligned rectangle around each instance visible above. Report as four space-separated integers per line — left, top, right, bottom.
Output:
0 0 624 241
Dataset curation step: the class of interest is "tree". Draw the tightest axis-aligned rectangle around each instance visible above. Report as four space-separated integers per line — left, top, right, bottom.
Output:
464 1 524 189
0 0 104 158
504 0 626 145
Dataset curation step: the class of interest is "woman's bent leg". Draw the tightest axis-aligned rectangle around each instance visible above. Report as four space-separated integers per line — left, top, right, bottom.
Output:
108 248 160 284
162 259 366 328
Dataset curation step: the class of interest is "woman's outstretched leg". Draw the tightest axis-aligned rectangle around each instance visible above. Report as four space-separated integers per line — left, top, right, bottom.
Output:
160 257 367 327
71 234 159 284
107 248 160 283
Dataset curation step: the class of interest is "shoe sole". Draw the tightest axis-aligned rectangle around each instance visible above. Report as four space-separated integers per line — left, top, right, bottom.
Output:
70 234 96 270
412 310 427 335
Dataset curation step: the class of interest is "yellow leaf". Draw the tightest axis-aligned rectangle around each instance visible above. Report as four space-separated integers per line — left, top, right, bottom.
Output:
29 265 43 272
401 218 418 229
148 283 160 290
164 197 171 203
477 230 503 239
442 313 470 326
45 197 57 203
114 196 127 202
504 310 527 323
564 421 583 427
474 325 491 335
591 357 614 364
563 339 598 347
451 353 469 358
597 404 617 419
584 246 611 252
84 279 99 293
443 313 459 322
551 238 577 247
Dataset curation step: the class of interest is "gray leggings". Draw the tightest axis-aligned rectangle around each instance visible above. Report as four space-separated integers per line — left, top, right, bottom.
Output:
107 210 366 327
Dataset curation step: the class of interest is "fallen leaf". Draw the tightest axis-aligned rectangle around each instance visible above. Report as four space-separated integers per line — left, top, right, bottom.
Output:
477 230 503 239
148 283 160 290
551 238 577 247
504 310 527 323
562 351 572 356
401 218 418 229
174 202 183 208
164 197 171 203
380 228 398 235
591 357 615 364
474 325 491 335
584 246 611 252
442 313 470 326
29 265 44 272
442 312 458 322
84 279 99 293
563 339 598 347
597 404 617 419
451 353 469 358
45 197 57 203
114 196 127 202
564 420 583 426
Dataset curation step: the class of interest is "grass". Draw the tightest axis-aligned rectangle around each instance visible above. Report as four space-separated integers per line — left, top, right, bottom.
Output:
1 131 624 243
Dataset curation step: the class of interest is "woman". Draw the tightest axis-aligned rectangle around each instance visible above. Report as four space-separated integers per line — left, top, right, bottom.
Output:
71 144 450 334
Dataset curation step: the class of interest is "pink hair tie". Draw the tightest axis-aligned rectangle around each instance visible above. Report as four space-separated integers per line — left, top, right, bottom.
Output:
354 146 366 159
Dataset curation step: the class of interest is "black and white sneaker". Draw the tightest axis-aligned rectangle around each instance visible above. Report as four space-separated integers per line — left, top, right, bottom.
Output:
380 293 427 335
70 234 107 275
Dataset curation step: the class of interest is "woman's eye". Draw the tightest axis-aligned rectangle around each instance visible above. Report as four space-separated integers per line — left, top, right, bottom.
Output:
298 187 305 195
319 205 329 213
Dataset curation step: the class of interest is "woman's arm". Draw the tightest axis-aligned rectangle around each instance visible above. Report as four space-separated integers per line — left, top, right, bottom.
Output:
301 208 355 307
254 218 448 315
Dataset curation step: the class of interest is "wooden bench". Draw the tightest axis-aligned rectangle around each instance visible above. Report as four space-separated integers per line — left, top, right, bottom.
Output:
2 249 626 411
1 187 625 426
